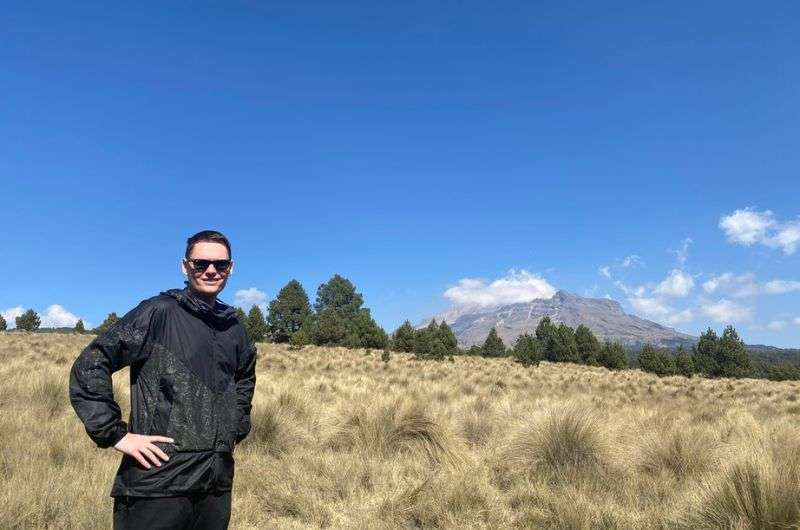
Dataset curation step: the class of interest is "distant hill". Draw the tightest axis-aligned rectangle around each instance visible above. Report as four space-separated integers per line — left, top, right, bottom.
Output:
424 290 697 349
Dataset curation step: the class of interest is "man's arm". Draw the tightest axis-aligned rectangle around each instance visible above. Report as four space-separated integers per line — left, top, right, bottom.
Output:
234 337 257 444
69 299 159 448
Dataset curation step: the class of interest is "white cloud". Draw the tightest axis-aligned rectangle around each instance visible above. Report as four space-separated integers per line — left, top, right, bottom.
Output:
719 208 775 245
653 269 694 298
701 298 752 323
672 238 693 266
665 308 693 325
702 272 760 298
765 221 800 255
444 269 556 307
629 296 671 317
613 280 646 297
794 317 800 326
763 280 800 295
598 266 611 279
703 272 732 294
1 306 24 329
719 208 800 254
767 320 786 331
621 255 643 268
234 287 267 310
40 304 84 328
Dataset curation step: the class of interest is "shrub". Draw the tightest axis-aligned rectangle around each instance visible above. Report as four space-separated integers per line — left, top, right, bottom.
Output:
289 329 309 350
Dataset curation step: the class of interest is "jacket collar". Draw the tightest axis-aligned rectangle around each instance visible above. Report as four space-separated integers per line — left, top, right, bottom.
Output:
162 284 237 325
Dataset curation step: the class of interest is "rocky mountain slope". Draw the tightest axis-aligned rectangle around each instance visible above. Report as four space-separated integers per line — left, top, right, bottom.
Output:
425 290 696 349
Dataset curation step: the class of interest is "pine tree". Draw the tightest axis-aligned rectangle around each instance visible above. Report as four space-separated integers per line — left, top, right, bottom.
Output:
74 319 85 333
675 345 694 377
246 305 268 344
438 321 459 355
314 274 363 314
413 320 438 357
392 320 416 352
597 342 627 370
575 324 601 365
235 307 249 329
715 325 752 378
692 328 719 376
94 312 119 334
546 323 580 363
638 344 676 377
482 328 507 357
305 309 348 346
0 313 6 331
513 333 542 366
16 309 41 332
347 309 388 349
267 279 311 343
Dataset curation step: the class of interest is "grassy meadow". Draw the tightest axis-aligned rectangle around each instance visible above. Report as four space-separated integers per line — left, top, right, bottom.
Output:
2 332 800 529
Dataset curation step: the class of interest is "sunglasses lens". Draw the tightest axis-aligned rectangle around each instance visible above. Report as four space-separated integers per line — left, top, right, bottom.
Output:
213 260 231 272
190 259 230 273
191 259 212 271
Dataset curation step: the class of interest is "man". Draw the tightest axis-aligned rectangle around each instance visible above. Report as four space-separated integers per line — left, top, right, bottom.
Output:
69 230 257 530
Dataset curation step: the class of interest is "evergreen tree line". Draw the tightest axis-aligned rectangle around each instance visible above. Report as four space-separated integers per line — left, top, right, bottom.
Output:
236 275 389 349
391 319 459 360
388 316 627 370
637 325 800 381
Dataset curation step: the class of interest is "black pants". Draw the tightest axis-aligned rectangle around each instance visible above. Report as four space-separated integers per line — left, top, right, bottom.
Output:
113 491 231 530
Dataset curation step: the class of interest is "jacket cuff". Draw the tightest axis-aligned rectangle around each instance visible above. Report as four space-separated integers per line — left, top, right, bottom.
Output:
105 423 128 448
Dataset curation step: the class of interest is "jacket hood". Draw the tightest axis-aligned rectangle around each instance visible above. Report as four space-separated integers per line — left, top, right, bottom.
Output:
162 285 237 326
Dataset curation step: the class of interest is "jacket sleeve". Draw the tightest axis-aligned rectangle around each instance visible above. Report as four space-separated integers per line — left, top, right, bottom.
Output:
69 299 160 448
234 335 257 444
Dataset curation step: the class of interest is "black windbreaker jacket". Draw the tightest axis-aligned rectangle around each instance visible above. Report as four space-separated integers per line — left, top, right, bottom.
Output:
69 286 257 497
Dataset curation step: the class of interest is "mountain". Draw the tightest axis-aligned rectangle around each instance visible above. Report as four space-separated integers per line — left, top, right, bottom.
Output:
424 290 696 349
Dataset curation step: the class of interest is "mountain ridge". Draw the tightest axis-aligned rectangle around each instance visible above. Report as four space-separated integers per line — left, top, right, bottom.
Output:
423 290 697 349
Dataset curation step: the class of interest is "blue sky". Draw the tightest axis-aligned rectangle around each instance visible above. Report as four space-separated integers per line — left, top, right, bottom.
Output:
2 2 799 346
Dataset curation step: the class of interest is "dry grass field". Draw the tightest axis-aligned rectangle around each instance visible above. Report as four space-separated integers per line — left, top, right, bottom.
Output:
1 332 800 529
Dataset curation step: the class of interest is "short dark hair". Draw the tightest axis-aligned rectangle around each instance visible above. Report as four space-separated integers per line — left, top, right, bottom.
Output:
185 230 232 259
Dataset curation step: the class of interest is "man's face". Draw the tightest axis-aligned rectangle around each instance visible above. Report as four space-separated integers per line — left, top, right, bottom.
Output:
180 241 234 298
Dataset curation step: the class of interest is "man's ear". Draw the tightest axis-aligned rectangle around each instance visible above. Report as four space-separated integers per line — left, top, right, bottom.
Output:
180 258 188 276
229 260 234 276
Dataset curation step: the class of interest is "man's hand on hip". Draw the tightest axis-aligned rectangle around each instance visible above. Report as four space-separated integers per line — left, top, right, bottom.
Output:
113 433 174 469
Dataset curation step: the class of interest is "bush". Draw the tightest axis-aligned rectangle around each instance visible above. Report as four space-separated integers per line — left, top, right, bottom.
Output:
289 329 309 350
0 314 6 331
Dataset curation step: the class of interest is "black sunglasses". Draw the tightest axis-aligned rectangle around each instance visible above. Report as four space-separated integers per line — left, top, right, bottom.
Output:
187 259 232 273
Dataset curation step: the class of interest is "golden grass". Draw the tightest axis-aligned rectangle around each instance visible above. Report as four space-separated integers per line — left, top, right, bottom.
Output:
2 332 800 528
